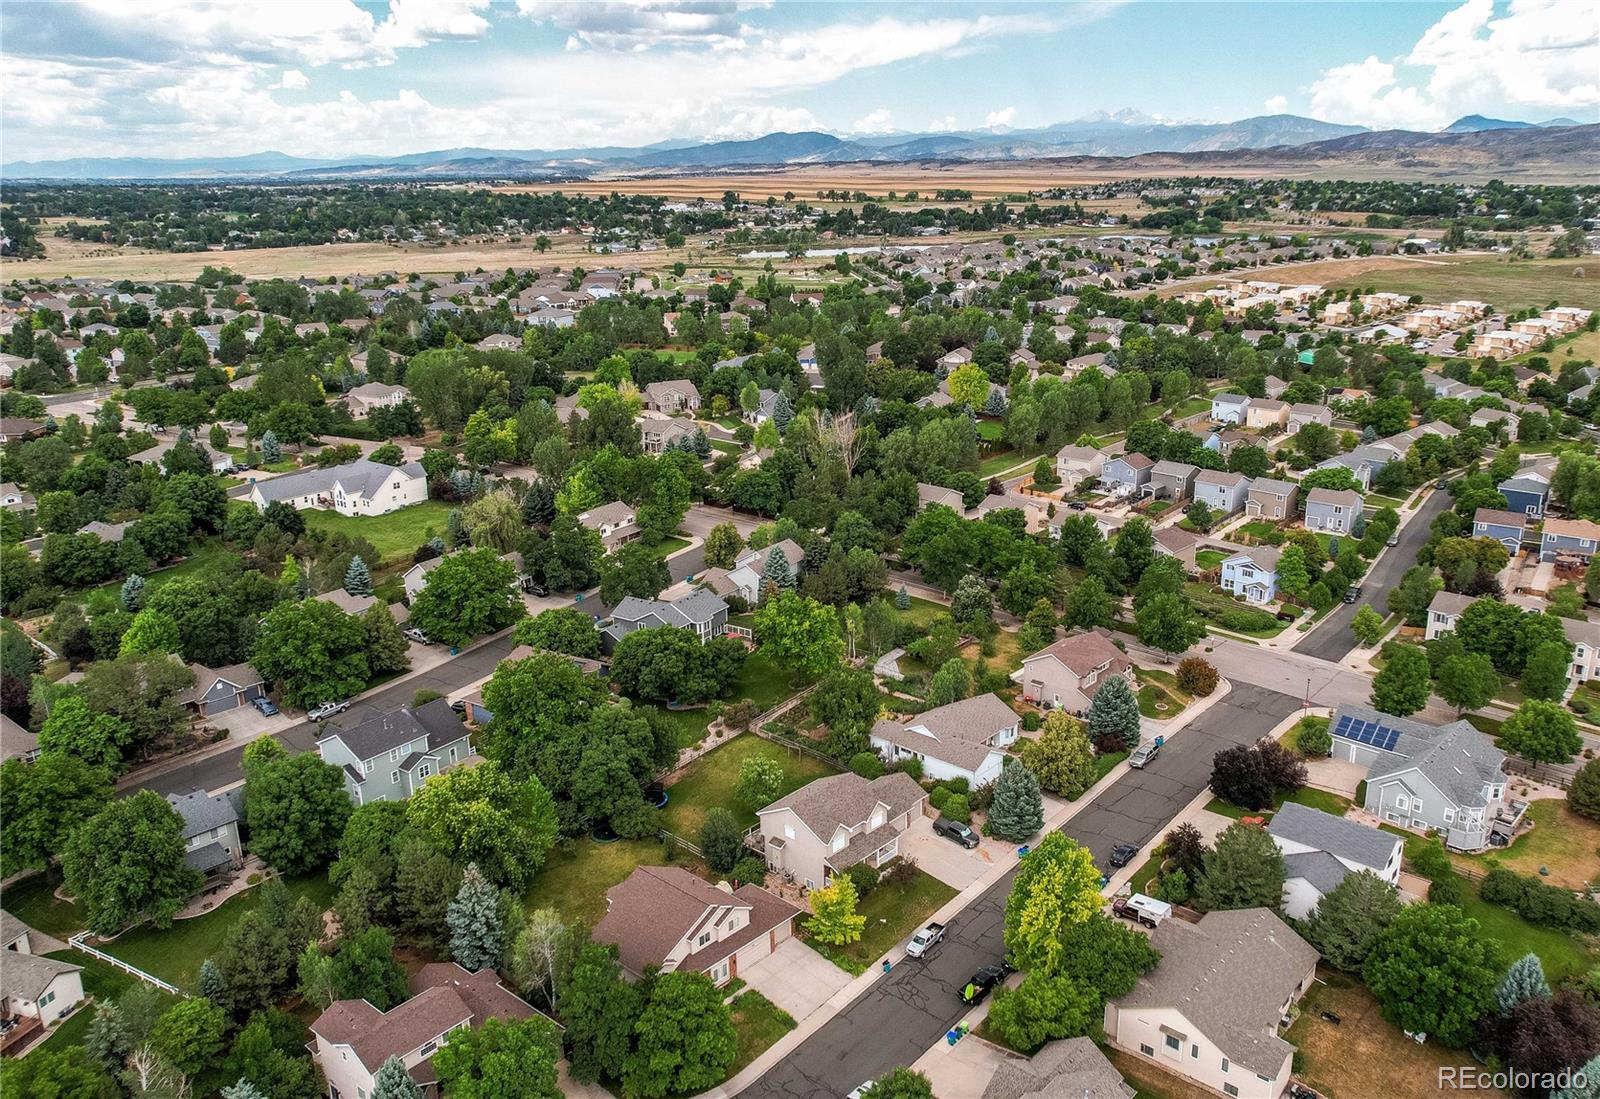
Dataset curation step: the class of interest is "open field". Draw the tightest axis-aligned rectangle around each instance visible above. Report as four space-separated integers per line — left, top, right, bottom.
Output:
1154 252 1455 300
1327 255 1600 312
301 500 454 564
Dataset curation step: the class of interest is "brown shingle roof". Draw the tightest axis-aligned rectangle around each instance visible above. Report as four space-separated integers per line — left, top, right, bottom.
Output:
759 772 925 845
1023 630 1128 679
592 866 798 977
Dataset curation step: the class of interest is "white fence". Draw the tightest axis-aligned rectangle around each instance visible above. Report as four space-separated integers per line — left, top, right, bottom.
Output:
67 933 182 996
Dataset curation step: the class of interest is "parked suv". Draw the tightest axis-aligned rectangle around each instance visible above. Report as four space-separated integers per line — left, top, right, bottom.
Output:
250 697 279 716
934 817 980 849
403 627 432 645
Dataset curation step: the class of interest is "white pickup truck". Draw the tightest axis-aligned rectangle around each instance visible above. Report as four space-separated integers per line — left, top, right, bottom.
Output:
905 921 946 958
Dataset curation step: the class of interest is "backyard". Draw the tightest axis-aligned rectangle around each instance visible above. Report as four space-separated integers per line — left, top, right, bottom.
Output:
302 499 455 564
660 734 840 837
1453 798 1600 890
2 872 84 937
99 871 336 992
650 647 801 750
1204 785 1353 821
802 866 956 975
38 950 175 1055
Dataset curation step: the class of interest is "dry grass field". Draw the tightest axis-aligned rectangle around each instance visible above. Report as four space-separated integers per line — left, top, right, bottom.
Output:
1327 255 1600 312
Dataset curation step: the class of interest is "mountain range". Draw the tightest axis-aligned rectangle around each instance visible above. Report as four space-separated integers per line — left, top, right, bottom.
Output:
3 112 1595 180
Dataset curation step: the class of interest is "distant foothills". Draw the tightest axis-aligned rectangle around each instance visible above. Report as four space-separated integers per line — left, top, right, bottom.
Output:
4 111 1595 181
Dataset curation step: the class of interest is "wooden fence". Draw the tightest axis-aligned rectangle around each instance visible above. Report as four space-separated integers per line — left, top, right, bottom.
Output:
657 829 703 858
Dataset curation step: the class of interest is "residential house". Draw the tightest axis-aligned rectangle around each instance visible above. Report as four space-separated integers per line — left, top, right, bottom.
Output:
727 539 804 603
315 587 409 624
311 963 543 1099
1244 478 1298 521
1266 802 1402 919
1472 508 1527 553
1499 470 1552 518
1424 590 1476 641
742 388 782 425
577 501 640 550
1244 398 1289 432
642 379 701 414
165 788 245 883
1303 488 1362 535
474 333 520 351
1055 444 1106 487
916 482 965 512
0 419 46 443
342 382 409 419
1103 908 1318 1099
1540 517 1600 564
1220 546 1281 604
248 459 428 517
0 482 35 513
601 590 729 649
756 771 928 891
316 699 473 806
1 713 39 764
1100 452 1155 498
978 1037 1133 1099
1330 703 1519 851
1191 469 1251 515
1314 444 1399 493
1566 617 1600 683
402 556 444 602
0 910 84 1033
1287 403 1332 433
640 416 697 455
870 693 1020 787
179 662 267 718
1147 461 1199 502
971 491 1052 535
1155 527 1201 571
1262 374 1289 399
593 866 800 986
1211 393 1250 425
1013 631 1134 714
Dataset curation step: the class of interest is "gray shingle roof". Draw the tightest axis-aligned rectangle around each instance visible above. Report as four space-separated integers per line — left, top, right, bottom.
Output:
1281 850 1352 894
981 1036 1133 1099
1332 703 1505 808
320 699 469 764
0 949 81 1002
760 771 926 846
184 841 234 873
252 458 425 505
871 694 1018 772
611 588 729 629
1115 908 1318 1077
165 788 239 840
1267 802 1399 873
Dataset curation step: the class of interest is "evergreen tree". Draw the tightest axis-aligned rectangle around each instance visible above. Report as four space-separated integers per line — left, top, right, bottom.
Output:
895 585 910 610
364 604 411 677
447 507 467 548
119 574 146 613
198 959 226 1007
772 390 794 429
986 759 1044 842
1087 676 1141 751
983 388 1007 416
344 557 373 597
222 1081 270 1099
1497 952 1551 1013
693 428 711 458
260 431 281 463
764 546 795 592
372 1054 424 1099
1196 822 1286 912
1552 1053 1600 1099
448 863 504 973
1303 871 1401 971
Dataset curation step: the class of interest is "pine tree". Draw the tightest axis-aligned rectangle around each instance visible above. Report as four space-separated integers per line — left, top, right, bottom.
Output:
986 759 1044 842
772 390 794 429
895 585 911 610
372 1055 424 1099
1088 675 1142 751
1496 952 1551 1013
693 428 711 458
344 557 374 597
119 574 146 613
260 430 281 463
764 546 795 592
222 1081 269 1099
983 388 1007 416
364 604 411 677
447 507 467 547
1552 1053 1600 1099
198 958 225 1007
448 863 504 973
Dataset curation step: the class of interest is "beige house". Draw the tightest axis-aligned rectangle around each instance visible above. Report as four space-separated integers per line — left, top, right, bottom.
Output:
1012 631 1133 715
1 910 84 1036
342 381 409 419
1243 398 1289 431
642 379 701 413
1244 477 1298 521
593 866 799 986
756 771 927 891
870 693 1020 786
917 482 965 511
1055 444 1106 487
577 500 639 549
1104 909 1318 1099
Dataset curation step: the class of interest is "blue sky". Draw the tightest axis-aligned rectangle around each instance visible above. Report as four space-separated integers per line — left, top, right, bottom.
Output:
2 1 1594 161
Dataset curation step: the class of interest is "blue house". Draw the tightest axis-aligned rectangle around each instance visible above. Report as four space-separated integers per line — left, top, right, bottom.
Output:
1220 546 1281 605
1471 508 1526 553
1498 473 1550 518
1540 518 1600 564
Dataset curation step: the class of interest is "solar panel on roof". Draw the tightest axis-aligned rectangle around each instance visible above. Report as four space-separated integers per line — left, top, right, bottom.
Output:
1334 715 1356 738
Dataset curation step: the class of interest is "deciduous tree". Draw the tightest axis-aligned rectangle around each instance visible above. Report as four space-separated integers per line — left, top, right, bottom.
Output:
1371 642 1431 716
407 548 523 647
1501 699 1582 764
1020 712 1097 799
62 790 201 935
433 1016 563 1099
406 762 559 891
806 874 866 945
1002 832 1102 974
1362 903 1500 1047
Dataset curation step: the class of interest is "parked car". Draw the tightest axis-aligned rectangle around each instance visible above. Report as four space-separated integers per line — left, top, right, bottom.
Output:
958 964 1008 1005
905 922 946 959
1107 843 1140 869
1343 585 1361 604
1386 531 1400 547
1067 500 1087 510
250 697 279 716
403 627 432 644
1128 740 1161 768
307 699 349 722
934 817 980 849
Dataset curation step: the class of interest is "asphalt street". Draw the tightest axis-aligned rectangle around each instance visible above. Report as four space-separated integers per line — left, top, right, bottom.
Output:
737 683 1300 1099
1295 488 1449 663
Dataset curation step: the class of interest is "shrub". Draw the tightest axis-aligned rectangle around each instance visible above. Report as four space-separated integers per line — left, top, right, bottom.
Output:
1218 607 1280 632
928 787 950 811
969 780 996 814
1175 657 1218 697
1571 759 1600 821
412 688 444 708
1481 867 1600 933
894 758 923 780
941 777 970 796
1428 873 1465 906
732 857 767 887
846 862 880 899
941 793 971 824
722 699 762 729
1572 697 1592 716
849 752 885 779
1295 717 1333 758
1021 711 1041 732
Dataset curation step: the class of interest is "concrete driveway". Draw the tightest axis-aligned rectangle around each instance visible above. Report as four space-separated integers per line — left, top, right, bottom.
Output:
1306 755 1367 798
900 818 1013 890
740 937 851 1021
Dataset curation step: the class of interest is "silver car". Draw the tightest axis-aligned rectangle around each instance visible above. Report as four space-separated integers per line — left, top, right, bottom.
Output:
307 699 350 722
1128 741 1161 768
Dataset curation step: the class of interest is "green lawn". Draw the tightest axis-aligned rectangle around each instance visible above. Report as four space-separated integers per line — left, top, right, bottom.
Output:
803 866 956 975
1459 881 1594 982
37 949 176 1055
660 735 839 837
728 989 797 1075
1205 785 1353 821
1134 669 1191 720
71 539 235 605
1236 520 1278 541
302 499 454 564
895 595 950 630
1194 549 1227 571
525 836 696 929
2 873 84 937
652 648 798 749
646 535 692 560
99 872 335 992
711 440 742 455
1451 799 1600 891
976 420 1005 442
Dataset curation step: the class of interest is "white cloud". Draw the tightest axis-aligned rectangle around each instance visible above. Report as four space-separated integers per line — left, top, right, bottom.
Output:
852 107 896 134
272 69 309 90
984 106 1017 128
1309 0 1599 129
1263 94 1288 114
517 0 770 51
374 0 492 51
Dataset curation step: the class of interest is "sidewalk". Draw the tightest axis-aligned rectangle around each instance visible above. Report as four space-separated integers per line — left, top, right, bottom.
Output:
699 679 1233 1099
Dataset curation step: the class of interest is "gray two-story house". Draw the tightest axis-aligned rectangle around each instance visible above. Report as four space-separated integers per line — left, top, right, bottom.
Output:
601 589 729 650
1304 488 1363 535
166 788 245 884
316 700 473 806
1147 461 1199 502
1191 469 1251 515
1100 452 1154 497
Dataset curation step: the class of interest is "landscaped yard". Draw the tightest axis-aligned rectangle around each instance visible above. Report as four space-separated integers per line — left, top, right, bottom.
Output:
1204 785 1354 821
525 836 694 929
38 950 175 1055
1194 549 1227 571
1452 799 1600 891
896 595 950 630
651 647 799 749
728 989 797 1074
1457 879 1594 982
99 871 335 992
1134 668 1190 720
1235 520 1279 542
72 539 236 605
2 873 84 937
803 866 956 975
302 499 454 564
660 734 839 837
645 535 692 560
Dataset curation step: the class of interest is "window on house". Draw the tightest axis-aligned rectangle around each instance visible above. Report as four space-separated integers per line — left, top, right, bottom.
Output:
39 990 55 1007
1140 1044 1155 1057
1221 1058 1229 1072
1164 1035 1181 1052
389 748 402 762
391 770 400 784
1224 1086 1239 1098
362 760 373 775
698 931 712 947
420 1040 438 1057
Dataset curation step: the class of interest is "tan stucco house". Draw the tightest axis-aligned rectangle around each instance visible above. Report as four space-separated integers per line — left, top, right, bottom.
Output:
756 771 927 891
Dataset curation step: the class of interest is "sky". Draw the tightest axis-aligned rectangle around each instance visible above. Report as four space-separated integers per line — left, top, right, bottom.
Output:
2 0 1596 163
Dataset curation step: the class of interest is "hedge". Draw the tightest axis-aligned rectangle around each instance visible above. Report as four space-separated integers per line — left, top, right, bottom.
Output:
1480 867 1600 933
